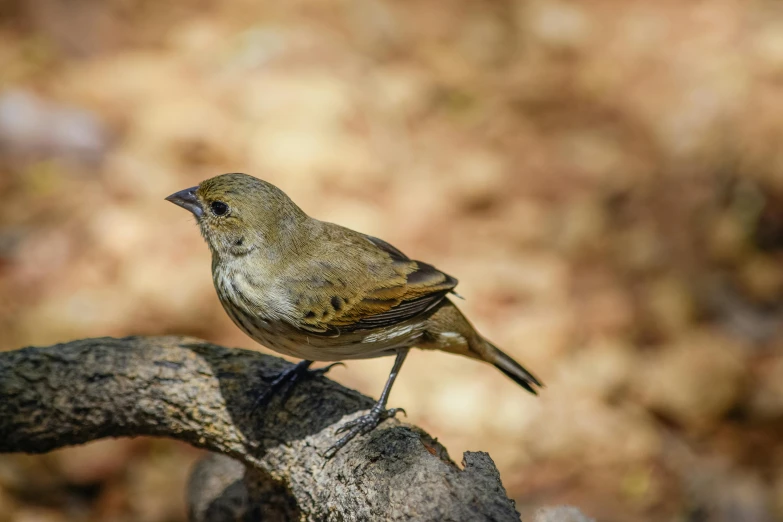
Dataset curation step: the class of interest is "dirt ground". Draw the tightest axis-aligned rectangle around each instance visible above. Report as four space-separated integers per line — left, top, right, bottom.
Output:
2 1 783 521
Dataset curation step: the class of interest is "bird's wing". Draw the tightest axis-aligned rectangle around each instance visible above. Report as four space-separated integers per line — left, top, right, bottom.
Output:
292 233 458 334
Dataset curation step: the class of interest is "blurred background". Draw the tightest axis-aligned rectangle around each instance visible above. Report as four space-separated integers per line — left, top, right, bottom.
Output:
1 0 783 520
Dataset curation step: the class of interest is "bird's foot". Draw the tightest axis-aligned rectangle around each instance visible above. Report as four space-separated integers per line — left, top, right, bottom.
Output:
251 361 343 414
323 404 406 458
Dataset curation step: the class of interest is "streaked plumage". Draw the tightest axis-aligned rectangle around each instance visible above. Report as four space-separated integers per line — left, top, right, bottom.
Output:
166 173 542 456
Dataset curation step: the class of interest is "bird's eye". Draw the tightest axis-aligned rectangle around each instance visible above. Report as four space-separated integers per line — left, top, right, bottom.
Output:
211 201 229 216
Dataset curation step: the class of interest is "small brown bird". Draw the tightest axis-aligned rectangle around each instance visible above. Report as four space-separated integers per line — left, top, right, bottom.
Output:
167 173 541 456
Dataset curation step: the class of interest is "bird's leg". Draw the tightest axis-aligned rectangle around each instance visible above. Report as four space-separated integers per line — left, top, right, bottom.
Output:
252 360 343 413
324 349 409 458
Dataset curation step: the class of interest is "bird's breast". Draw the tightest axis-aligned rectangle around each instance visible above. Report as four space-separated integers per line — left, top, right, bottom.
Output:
214 261 293 318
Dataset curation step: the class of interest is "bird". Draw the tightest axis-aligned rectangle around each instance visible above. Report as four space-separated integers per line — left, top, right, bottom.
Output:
166 173 541 457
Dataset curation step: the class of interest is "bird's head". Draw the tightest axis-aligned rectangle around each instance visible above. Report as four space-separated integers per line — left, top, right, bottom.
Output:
166 173 308 259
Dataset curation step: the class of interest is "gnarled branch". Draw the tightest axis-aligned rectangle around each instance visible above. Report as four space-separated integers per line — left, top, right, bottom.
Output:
0 336 524 521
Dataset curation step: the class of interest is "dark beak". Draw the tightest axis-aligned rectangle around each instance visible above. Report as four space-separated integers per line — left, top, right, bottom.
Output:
165 186 203 218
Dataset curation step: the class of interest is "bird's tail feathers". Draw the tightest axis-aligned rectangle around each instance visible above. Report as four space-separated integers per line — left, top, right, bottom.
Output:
424 299 542 394
483 339 542 395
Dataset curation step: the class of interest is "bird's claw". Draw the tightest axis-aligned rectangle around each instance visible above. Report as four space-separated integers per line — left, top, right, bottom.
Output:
324 406 405 458
250 361 339 415
312 362 345 376
334 407 406 434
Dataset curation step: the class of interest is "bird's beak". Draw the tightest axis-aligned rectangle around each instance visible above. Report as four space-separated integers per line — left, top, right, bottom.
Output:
165 186 203 218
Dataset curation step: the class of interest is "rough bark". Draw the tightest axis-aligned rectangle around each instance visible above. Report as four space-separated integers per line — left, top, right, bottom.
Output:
0 336 524 521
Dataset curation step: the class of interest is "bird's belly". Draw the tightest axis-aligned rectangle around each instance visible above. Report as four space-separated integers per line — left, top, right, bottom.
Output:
276 321 428 361
276 324 426 361
227 303 425 361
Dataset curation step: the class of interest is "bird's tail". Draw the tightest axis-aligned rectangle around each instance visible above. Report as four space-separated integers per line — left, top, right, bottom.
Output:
482 339 542 395
424 299 543 395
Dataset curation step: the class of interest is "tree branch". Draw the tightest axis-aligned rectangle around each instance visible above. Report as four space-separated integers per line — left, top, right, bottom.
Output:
0 336 524 521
